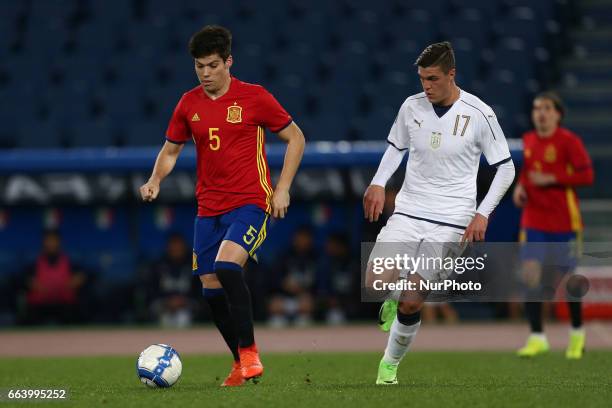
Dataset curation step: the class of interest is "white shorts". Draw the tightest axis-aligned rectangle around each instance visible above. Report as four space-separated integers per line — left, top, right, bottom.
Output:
370 214 465 282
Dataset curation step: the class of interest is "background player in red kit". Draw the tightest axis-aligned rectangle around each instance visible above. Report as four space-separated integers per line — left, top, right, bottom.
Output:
139 25 305 385
513 92 593 359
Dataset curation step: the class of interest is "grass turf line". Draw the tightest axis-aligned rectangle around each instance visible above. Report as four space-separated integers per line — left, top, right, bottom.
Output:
1 352 611 407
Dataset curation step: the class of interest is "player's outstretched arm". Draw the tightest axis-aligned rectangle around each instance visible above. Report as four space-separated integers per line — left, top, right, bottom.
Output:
140 141 185 202
272 122 305 218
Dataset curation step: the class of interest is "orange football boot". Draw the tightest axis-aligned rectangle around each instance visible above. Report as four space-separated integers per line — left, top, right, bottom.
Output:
239 344 264 383
221 361 245 387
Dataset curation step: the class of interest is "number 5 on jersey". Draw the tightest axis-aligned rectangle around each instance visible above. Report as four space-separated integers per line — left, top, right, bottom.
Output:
243 225 258 245
209 128 220 150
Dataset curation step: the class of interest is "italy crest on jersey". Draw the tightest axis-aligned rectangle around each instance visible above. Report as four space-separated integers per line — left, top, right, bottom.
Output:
226 103 242 123
430 131 442 149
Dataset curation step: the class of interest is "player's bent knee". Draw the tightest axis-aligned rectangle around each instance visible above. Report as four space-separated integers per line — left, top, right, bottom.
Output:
200 273 222 289
216 240 249 266
522 260 542 273
521 260 543 288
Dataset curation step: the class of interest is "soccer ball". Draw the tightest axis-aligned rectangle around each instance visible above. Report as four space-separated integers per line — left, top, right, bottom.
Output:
137 344 182 388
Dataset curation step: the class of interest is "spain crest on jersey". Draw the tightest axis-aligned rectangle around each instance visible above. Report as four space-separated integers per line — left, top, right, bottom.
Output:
544 144 557 163
430 131 442 149
226 103 242 123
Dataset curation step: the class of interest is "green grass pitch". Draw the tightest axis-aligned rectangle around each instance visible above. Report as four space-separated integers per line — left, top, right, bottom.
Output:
2 352 612 407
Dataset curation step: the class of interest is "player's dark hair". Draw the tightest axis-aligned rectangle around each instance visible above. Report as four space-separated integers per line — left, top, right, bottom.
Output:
415 41 455 74
188 25 232 60
535 91 565 120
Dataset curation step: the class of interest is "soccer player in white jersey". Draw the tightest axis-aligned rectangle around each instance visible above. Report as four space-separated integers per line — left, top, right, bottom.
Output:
363 42 516 385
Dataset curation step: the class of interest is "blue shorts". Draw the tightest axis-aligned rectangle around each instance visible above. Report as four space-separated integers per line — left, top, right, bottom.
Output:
192 205 270 276
519 228 581 271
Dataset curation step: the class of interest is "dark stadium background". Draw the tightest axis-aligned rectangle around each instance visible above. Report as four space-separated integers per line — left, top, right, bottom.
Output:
0 0 611 326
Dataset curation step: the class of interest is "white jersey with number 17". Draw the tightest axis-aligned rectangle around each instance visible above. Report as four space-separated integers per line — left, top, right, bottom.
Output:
387 89 511 228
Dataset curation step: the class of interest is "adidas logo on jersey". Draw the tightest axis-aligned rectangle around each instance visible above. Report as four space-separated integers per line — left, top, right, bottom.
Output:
192 113 200 122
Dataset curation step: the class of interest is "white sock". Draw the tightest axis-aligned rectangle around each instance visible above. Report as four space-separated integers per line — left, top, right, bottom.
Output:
383 318 421 365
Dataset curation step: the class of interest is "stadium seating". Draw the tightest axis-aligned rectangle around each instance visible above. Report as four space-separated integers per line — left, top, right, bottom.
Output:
0 0 575 148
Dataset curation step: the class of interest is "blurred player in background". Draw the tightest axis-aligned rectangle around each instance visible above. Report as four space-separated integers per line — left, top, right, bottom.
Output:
140 25 305 386
363 42 515 384
141 233 199 328
267 226 318 327
514 92 594 359
320 231 358 325
20 230 89 325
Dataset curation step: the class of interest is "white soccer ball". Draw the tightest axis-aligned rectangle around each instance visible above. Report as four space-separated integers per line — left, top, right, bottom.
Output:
137 344 182 388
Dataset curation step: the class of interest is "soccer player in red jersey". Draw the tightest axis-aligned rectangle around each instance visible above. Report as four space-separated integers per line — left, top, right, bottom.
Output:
139 25 305 385
513 92 594 359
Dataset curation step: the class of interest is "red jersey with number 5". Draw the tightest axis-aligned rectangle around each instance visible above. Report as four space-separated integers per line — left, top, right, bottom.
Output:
166 77 292 216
